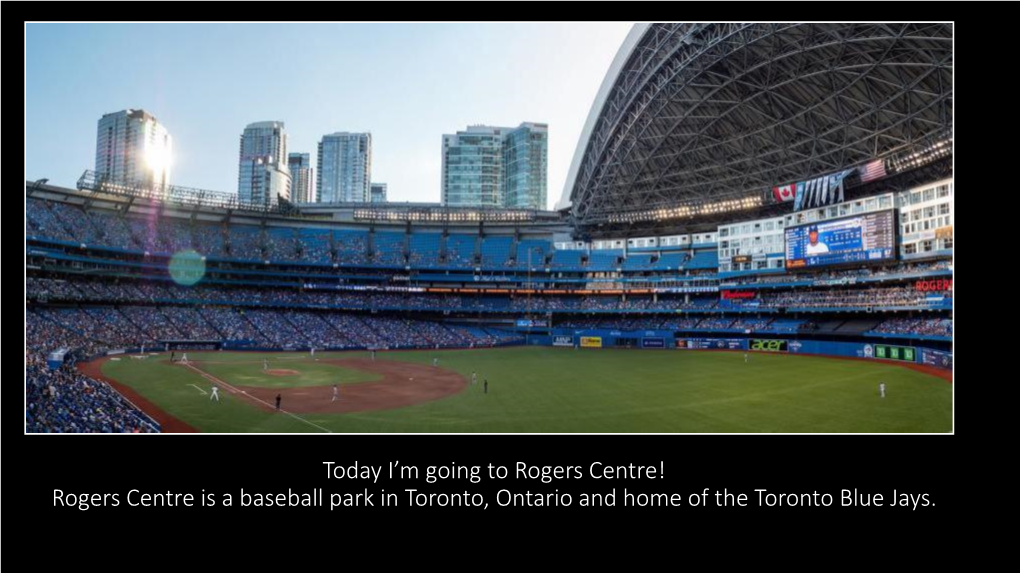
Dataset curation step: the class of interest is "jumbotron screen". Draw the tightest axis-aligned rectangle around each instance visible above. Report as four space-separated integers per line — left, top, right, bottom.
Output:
785 210 897 269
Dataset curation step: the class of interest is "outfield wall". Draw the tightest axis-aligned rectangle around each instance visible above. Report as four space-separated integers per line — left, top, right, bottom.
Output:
530 329 952 370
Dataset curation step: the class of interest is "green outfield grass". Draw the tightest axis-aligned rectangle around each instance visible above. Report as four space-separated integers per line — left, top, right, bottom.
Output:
99 347 952 433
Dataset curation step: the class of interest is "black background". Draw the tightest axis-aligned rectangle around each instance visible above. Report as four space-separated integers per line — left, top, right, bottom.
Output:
20 434 959 565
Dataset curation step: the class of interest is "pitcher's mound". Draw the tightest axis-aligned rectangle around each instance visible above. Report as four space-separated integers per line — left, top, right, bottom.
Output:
266 369 300 377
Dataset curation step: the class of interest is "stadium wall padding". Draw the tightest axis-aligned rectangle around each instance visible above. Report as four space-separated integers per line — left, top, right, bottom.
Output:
536 329 952 369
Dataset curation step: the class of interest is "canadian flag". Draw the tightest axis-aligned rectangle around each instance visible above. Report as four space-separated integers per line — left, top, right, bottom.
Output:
772 184 795 202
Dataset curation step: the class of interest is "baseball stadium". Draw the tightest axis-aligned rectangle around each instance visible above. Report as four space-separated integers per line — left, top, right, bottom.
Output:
25 23 953 433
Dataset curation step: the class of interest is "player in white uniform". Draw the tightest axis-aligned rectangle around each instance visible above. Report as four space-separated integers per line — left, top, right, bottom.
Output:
181 352 189 364
744 352 749 363
263 358 269 372
332 384 339 402
210 385 219 402
433 357 439 367
472 372 477 385
879 382 886 399
805 225 830 255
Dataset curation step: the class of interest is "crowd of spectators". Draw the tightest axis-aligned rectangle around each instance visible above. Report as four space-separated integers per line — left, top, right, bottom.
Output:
871 317 953 337
29 199 954 287
31 277 955 314
26 312 159 433
27 304 519 352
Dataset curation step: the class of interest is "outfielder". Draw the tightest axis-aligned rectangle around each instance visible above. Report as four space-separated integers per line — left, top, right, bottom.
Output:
210 384 220 402
879 382 886 399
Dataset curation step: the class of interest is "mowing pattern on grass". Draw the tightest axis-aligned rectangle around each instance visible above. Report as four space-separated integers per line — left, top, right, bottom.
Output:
97 347 953 433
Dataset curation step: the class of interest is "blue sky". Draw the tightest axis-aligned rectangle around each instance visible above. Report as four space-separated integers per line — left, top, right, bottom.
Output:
26 23 633 208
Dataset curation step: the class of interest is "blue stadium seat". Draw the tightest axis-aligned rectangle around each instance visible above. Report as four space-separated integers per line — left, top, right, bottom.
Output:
373 232 407 266
445 234 478 268
550 249 584 270
265 227 301 262
683 251 718 271
334 230 369 265
586 250 621 271
480 236 513 268
409 233 442 267
651 252 688 271
622 254 654 270
297 228 333 264
514 239 550 269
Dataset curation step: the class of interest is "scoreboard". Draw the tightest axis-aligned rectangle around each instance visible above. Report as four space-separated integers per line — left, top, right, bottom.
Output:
786 210 897 269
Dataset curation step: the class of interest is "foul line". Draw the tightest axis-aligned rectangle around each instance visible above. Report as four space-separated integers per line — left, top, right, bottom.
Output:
179 362 332 433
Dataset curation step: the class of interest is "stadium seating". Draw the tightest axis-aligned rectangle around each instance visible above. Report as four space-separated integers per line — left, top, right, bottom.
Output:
871 318 952 338
226 226 264 261
586 250 621 271
480 236 514 268
683 251 718 270
27 198 76 242
408 233 442 267
622 254 654 271
265 227 302 262
550 249 584 270
334 230 369 265
298 228 334 264
514 239 551 269
651 252 688 272
445 234 478 268
372 232 407 266
25 193 954 433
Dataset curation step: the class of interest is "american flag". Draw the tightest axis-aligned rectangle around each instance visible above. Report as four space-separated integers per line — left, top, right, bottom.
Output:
859 159 887 183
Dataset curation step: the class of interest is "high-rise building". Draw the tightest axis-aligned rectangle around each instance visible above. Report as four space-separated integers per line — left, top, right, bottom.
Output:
370 182 388 203
503 123 548 210
238 121 290 206
441 123 547 209
288 153 314 203
95 109 173 190
441 126 505 208
317 132 372 203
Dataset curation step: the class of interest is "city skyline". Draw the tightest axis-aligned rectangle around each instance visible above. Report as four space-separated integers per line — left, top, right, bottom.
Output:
26 23 632 209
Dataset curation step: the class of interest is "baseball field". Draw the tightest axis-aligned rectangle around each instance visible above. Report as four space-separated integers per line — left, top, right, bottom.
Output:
83 347 953 433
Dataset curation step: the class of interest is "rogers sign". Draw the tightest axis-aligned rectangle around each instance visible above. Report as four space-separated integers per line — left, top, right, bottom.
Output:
915 278 953 292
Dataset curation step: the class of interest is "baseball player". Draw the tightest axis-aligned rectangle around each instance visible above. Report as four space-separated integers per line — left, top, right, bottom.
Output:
332 384 340 402
210 384 220 402
879 382 886 399
433 357 439 367
472 371 477 385
263 358 269 372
